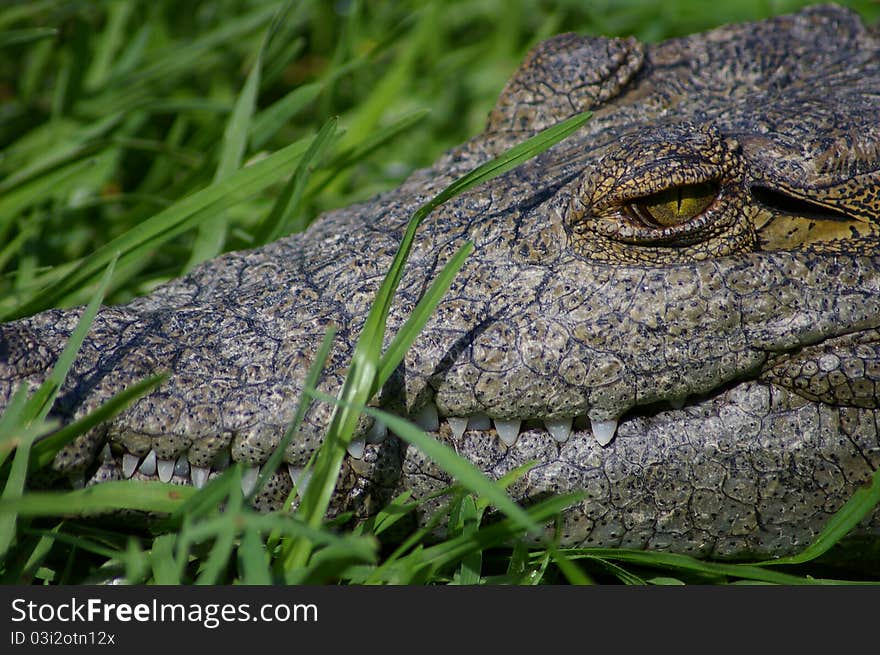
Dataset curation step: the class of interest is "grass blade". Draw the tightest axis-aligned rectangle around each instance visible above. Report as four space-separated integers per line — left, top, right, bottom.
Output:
250 81 322 149
238 526 272 584
754 467 880 567
0 423 40 559
16 257 116 426
186 42 264 269
0 28 57 48
0 481 197 517
0 386 33 470
376 241 473 388
249 327 336 502
287 111 591 570
6 136 311 320
558 548 866 585
454 495 482 584
547 545 595 585
254 116 338 243
150 534 182 584
27 373 167 472
363 404 540 535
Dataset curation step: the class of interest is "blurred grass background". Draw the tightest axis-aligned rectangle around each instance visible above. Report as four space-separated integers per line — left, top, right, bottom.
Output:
1 0 879 584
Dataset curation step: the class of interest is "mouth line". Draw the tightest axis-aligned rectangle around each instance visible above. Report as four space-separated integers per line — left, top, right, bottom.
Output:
88 396 686 496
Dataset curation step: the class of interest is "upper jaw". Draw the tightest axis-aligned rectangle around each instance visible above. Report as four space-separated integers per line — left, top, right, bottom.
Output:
41 240 880 487
421 244 880 431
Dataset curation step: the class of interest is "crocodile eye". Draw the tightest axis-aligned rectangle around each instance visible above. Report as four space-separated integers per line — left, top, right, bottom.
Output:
627 181 719 228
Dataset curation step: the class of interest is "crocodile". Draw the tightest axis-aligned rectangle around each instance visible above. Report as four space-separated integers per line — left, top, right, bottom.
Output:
2 4 880 561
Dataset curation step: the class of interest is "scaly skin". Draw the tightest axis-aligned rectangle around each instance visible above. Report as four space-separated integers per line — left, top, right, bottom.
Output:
2 5 879 559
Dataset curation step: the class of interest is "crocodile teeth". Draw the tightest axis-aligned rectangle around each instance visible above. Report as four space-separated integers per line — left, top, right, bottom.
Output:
288 465 312 498
100 443 112 462
139 450 157 476
467 413 491 430
447 417 468 439
544 418 572 443
157 458 175 483
347 436 366 459
591 419 618 446
414 402 439 431
122 453 140 479
174 455 190 477
191 466 210 489
241 466 259 495
493 419 521 446
366 419 387 444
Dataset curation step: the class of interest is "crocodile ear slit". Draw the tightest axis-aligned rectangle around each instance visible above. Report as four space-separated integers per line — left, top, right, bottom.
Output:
750 182 879 249
750 185 853 221
486 34 644 137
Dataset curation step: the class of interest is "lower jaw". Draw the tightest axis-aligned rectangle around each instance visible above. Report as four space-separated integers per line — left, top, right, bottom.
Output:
61 384 880 561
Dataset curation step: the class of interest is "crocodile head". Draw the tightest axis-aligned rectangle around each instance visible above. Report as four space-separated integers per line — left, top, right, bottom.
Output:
2 5 879 559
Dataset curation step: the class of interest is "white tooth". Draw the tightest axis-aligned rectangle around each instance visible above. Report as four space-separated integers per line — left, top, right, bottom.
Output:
241 466 259 495
122 453 139 479
366 419 387 444
288 465 312 498
414 402 440 431
591 419 619 446
157 458 174 483
347 436 366 459
174 455 190 477
191 466 210 489
139 450 157 476
447 417 468 439
467 413 491 431
100 443 112 462
493 419 521 446
544 417 572 443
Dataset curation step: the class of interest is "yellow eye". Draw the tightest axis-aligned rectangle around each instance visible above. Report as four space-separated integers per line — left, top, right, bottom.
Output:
628 181 718 228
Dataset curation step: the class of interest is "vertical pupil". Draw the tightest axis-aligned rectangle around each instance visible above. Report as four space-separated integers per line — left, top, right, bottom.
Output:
632 182 717 227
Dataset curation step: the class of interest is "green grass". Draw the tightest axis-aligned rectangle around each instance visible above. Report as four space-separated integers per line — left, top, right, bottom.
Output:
1 0 879 585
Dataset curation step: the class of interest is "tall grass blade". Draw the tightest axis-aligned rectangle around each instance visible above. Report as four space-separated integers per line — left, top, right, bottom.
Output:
0 481 197 517
0 28 58 48
362 404 540 535
187 43 263 269
286 111 591 570
27 373 167 472
7 137 311 320
150 534 182 584
15 257 116 426
238 526 273 584
754 466 880 567
454 495 482 584
376 241 473 388
254 116 338 243
557 548 864 585
250 327 336 501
